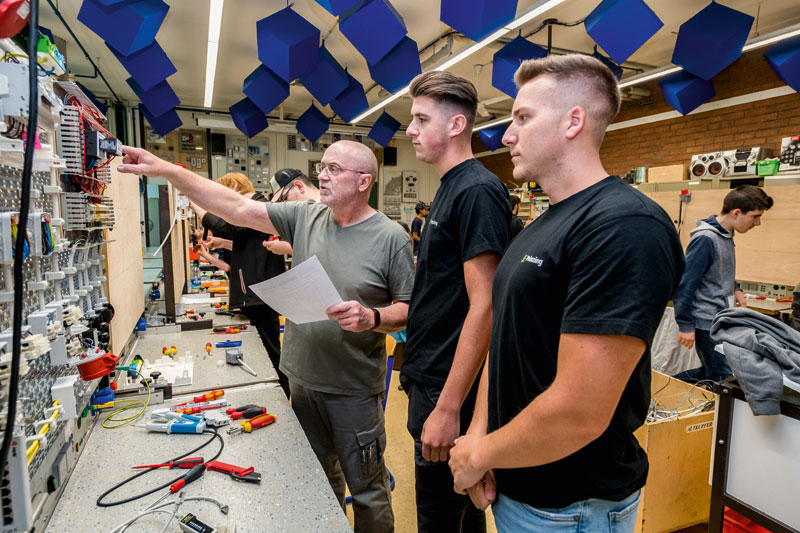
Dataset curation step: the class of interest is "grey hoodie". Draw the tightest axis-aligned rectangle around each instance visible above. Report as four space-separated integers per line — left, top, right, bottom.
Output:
712 307 800 415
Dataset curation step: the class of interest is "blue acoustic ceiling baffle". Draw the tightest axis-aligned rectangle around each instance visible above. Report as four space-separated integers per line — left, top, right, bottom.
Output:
139 104 181 136
126 78 179 118
672 2 754 81
339 0 407 66
330 72 369 122
243 65 290 115
368 36 421 93
230 98 269 138
108 41 176 92
764 35 800 92
299 46 349 106
659 70 716 115
478 125 508 151
492 35 547 98
78 0 169 56
368 111 401 147
313 0 365 17
257 7 320 83
584 0 663 65
296 104 329 143
441 0 517 43
592 48 623 80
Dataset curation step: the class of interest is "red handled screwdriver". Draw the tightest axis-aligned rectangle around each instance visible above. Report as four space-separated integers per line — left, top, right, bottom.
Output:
132 457 204 470
225 404 258 415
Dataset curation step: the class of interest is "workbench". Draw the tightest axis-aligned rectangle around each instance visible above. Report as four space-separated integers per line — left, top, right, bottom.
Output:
46 384 351 532
745 296 792 316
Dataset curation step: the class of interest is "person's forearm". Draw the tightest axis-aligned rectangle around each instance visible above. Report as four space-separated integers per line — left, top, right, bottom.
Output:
476 384 606 472
199 252 229 272
373 302 408 333
467 358 490 435
437 301 492 413
189 201 207 221
163 166 273 234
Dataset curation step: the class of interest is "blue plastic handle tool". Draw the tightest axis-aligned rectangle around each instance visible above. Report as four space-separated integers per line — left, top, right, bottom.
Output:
215 340 242 348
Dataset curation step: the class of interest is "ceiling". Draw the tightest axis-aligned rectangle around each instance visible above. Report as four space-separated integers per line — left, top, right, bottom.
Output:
40 0 800 130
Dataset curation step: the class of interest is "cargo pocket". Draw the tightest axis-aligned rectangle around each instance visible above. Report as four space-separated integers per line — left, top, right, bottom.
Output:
356 420 386 479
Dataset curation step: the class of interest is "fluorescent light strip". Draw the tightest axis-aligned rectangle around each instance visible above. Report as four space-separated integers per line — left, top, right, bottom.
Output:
204 0 224 108
350 0 566 123
474 23 800 130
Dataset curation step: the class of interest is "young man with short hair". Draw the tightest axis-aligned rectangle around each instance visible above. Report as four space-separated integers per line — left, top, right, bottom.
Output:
448 55 684 533
673 184 774 383
411 201 427 255
402 71 510 532
509 194 524 240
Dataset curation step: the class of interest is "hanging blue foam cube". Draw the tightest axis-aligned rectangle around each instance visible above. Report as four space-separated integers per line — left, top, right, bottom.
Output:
242 65 290 115
313 0 365 17
584 0 663 65
127 78 179 118
765 35 800 92
296 104 329 143
108 40 176 92
479 125 508 152
78 0 169 56
299 46 349 106
368 112 400 147
659 70 715 115
139 104 181 137
592 49 623 80
492 35 547 98
368 37 421 93
441 0 517 43
329 73 369 122
672 2 754 81
257 7 320 83
229 98 268 138
339 0 407 66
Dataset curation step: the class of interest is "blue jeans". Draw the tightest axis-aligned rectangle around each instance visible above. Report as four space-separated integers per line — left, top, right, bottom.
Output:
674 328 732 383
493 490 641 533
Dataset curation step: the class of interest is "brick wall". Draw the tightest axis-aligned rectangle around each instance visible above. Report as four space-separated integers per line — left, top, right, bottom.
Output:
474 49 800 183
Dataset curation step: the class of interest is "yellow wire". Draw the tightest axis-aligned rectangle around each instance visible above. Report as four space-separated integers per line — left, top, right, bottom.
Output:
27 401 61 465
101 372 151 429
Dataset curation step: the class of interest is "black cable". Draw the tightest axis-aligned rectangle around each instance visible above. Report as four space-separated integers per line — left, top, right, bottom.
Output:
96 429 223 507
0 0 39 479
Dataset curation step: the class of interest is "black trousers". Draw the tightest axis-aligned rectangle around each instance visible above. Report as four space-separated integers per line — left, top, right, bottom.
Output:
401 375 486 533
240 305 289 398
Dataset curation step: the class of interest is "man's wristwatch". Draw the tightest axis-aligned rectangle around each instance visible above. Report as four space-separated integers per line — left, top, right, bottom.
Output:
371 308 381 330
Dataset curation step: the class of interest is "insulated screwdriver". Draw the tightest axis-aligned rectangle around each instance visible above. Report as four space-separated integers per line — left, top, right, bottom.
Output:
227 413 276 435
174 390 224 407
230 406 267 420
132 457 204 470
149 464 207 507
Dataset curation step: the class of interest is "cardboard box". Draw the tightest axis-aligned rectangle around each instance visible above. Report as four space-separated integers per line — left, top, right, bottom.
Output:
633 371 716 532
647 164 689 183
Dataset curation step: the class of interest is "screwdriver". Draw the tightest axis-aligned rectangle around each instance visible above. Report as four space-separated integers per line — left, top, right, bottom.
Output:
149 464 207 507
176 404 224 415
225 404 258 415
230 406 267 420
227 413 276 435
132 457 204 470
174 390 224 407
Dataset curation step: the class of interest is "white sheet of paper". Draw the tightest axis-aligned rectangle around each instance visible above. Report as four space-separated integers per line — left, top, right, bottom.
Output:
248 255 343 324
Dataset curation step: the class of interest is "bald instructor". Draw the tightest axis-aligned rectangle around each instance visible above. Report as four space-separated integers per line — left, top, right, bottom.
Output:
119 140 414 533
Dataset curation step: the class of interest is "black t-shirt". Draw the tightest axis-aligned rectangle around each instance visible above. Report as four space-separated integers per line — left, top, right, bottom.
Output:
510 214 524 240
488 176 684 508
403 159 510 386
411 216 423 254
202 192 286 309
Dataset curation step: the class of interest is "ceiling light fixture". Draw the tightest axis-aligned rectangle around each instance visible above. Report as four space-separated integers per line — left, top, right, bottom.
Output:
475 22 800 131
350 0 567 124
204 0 224 108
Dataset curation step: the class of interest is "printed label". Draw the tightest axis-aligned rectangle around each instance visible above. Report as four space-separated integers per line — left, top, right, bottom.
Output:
686 421 713 433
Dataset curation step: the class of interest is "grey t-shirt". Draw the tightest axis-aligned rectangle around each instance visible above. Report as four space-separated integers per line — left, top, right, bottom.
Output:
266 200 415 395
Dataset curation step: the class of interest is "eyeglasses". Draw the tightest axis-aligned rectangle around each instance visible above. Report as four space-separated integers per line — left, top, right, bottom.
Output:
316 162 367 177
277 183 294 202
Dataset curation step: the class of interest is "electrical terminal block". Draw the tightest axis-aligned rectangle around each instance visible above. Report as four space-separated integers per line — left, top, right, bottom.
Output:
63 305 83 326
21 333 51 360
0 211 18 264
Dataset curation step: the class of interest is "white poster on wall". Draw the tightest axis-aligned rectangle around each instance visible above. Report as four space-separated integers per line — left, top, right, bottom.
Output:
402 170 419 202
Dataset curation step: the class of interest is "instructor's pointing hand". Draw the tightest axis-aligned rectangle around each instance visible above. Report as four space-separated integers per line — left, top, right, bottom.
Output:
118 146 169 177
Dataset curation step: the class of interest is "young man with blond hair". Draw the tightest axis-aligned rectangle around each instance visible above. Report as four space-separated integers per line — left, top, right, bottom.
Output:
448 55 684 532
402 70 510 532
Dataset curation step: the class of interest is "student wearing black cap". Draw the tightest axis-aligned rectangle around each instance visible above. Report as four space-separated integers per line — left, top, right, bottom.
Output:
263 168 320 257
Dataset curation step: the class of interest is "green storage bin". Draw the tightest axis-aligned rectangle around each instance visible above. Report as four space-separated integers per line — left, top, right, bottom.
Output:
756 159 780 176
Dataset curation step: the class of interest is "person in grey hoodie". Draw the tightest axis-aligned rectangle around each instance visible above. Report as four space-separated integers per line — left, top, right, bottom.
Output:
673 185 774 383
